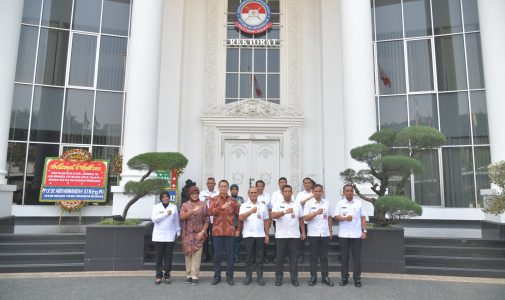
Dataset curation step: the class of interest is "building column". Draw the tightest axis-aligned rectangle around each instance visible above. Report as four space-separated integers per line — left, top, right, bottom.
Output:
477 0 505 164
339 0 376 171
120 0 164 184
0 1 23 222
478 0 505 223
112 0 164 218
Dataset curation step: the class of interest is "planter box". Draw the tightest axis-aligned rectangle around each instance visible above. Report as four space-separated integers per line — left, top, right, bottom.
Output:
360 226 405 273
84 221 152 271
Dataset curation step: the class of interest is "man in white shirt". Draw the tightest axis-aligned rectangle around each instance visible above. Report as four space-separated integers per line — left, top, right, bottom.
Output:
151 191 181 284
256 180 271 263
295 177 314 263
270 177 292 208
239 187 270 286
303 184 334 287
271 185 306 287
333 184 367 288
199 177 219 262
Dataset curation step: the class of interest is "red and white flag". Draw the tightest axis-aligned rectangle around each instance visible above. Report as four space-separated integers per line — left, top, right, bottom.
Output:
253 74 263 97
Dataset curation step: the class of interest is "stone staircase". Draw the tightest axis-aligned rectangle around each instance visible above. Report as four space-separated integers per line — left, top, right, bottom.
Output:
405 237 505 278
0 234 85 273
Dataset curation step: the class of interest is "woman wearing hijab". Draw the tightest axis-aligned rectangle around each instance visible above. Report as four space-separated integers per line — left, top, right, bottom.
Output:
151 191 181 285
180 186 210 284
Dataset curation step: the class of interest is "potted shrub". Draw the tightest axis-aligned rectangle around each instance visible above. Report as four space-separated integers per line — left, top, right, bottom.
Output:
85 152 188 271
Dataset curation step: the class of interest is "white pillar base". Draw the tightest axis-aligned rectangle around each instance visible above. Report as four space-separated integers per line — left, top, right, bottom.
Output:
0 184 16 218
111 186 155 219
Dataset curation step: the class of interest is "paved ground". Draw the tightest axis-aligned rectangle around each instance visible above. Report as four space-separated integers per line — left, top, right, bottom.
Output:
1 271 504 300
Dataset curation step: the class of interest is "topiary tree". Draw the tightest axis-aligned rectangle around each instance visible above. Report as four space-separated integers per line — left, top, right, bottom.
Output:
375 196 422 226
482 160 505 215
119 152 188 220
340 126 445 226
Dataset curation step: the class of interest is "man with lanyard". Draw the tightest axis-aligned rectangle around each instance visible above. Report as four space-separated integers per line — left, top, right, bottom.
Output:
230 184 244 263
295 177 314 263
303 184 334 286
256 180 271 263
209 180 241 286
199 177 218 262
271 185 306 287
334 184 367 288
239 187 270 286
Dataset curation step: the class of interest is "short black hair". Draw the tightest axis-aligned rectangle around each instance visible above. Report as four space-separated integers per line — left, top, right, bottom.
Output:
278 177 287 182
313 184 323 190
159 191 170 200
218 179 229 187
282 185 292 192
342 183 354 191
255 180 265 186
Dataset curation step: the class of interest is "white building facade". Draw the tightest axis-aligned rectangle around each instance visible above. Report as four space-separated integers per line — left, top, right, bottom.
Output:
1 0 504 221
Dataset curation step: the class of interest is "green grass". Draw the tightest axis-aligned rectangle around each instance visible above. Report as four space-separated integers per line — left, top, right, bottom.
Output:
99 218 142 225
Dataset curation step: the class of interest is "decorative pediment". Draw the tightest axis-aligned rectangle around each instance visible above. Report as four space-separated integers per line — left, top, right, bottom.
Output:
202 99 302 118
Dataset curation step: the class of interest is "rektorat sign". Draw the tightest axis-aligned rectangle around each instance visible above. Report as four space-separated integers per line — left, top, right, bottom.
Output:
39 158 109 202
235 0 272 34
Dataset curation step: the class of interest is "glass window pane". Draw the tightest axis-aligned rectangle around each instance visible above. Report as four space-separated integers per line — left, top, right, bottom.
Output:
267 26 280 39
407 39 434 91
240 49 252 72
435 35 467 91
10 84 32 141
267 49 280 72
470 91 489 144
30 86 64 142
69 34 97 87
439 92 471 145
6 142 27 205
462 0 479 31
414 149 441 205
227 27 239 39
433 0 463 35
93 92 123 145
474 146 490 208
267 74 279 99
62 89 93 144
374 0 403 40
35 28 69 86
15 26 38 83
377 41 406 94
254 49 266 73
226 73 238 99
442 147 476 207
41 0 72 29
379 96 408 130
227 48 239 72
97 36 127 90
239 74 251 99
24 143 60 205
22 0 42 25
253 74 265 98
404 0 432 37
73 0 101 32
408 94 438 128
466 33 485 89
102 0 131 36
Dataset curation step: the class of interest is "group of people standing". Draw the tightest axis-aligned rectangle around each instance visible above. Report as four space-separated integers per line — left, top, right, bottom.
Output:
150 176 367 288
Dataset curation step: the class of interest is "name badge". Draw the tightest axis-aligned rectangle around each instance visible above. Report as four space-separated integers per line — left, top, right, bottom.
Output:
246 206 251 209
257 213 262 219
291 213 295 219
323 213 328 220
280 206 285 209
311 206 316 209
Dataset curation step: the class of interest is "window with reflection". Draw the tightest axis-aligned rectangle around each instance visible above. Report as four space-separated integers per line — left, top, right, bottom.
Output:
225 0 280 104
372 0 489 208
10 0 131 205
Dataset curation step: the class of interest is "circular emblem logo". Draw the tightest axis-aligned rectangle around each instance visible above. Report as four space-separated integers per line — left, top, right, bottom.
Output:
234 0 273 34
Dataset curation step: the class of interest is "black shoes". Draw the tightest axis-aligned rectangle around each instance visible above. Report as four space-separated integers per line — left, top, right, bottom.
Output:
164 276 171 284
191 279 199 285
185 277 192 284
243 277 252 285
339 278 348 286
291 279 299 286
211 278 221 285
257 277 266 286
322 276 334 287
227 278 235 286
275 279 282 286
308 275 317 286
354 280 362 288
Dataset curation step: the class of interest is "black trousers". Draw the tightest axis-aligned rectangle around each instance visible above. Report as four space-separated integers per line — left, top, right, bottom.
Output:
298 224 307 257
154 242 175 278
308 236 330 275
203 224 213 257
243 237 265 278
339 237 362 280
275 238 299 280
